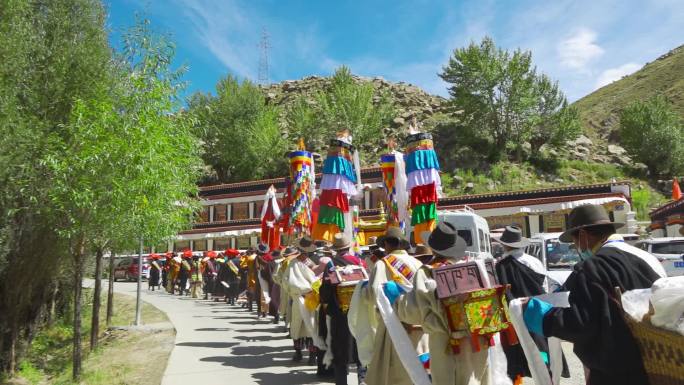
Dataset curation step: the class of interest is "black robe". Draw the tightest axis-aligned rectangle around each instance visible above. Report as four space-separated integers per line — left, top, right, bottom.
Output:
542 246 660 385
319 255 361 372
496 255 549 379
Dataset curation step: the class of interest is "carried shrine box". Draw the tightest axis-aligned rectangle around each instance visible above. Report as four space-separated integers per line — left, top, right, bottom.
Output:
433 260 515 353
328 266 368 313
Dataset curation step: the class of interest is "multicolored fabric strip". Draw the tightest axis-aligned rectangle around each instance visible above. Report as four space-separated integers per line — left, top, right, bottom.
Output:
407 168 441 191
409 182 437 207
322 156 357 183
288 150 315 231
318 189 349 212
320 174 358 196
405 149 440 174
411 202 437 225
385 254 416 281
318 205 346 230
381 153 399 226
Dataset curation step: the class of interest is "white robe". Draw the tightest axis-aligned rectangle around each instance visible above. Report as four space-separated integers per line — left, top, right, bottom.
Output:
361 250 429 385
403 261 492 385
285 257 319 343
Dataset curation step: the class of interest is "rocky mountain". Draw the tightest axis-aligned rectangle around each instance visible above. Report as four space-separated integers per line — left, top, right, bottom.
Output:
572 44 684 141
261 75 455 135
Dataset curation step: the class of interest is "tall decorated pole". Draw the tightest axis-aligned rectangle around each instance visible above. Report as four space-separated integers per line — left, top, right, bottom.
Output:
260 185 282 250
287 139 316 235
313 130 361 242
405 119 441 244
380 139 409 230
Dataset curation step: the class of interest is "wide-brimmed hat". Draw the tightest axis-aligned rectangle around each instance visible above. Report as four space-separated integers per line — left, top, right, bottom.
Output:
421 222 467 258
412 244 433 264
296 235 317 253
376 227 410 250
496 226 530 248
559 204 624 242
281 246 300 258
332 233 351 251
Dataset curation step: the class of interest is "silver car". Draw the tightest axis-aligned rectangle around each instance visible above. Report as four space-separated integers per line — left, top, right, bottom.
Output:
634 237 684 277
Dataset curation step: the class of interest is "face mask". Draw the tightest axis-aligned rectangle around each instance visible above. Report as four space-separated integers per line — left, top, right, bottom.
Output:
577 231 593 261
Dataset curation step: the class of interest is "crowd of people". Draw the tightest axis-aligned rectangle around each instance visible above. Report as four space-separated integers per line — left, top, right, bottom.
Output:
143 204 665 385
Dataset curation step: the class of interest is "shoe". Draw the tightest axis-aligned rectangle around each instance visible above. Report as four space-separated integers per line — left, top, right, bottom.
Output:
292 350 303 362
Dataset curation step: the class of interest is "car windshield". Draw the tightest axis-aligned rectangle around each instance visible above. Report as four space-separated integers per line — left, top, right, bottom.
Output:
545 239 581 270
651 242 684 255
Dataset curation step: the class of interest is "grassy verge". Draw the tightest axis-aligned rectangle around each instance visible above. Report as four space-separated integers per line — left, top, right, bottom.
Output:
441 160 667 220
13 287 174 385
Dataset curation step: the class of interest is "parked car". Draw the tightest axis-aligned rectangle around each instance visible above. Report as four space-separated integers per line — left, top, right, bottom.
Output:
113 256 150 281
526 232 580 287
633 237 684 277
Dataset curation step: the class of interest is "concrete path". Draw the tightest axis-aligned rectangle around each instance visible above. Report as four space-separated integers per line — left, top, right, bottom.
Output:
101 280 585 385
108 281 359 385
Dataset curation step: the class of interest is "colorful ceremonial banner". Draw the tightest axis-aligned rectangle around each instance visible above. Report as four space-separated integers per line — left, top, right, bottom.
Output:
287 147 315 234
405 131 441 244
313 134 360 241
260 185 281 250
380 151 409 230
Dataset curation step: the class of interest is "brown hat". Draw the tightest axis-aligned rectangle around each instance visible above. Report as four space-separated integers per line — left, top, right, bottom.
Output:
412 244 433 264
559 204 624 242
376 227 409 250
332 233 351 251
295 235 317 253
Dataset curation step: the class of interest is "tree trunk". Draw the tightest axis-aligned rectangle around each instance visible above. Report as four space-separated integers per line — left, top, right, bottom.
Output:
72 240 85 381
8 326 17 374
106 250 115 326
90 247 103 351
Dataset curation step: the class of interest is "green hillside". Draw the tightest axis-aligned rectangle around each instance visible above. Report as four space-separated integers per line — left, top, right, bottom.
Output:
573 45 684 140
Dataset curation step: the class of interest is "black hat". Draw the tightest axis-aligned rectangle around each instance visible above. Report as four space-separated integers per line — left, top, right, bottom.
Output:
421 222 467 258
281 247 300 258
295 235 317 253
496 226 530 248
559 204 624 242
257 243 269 254
376 227 410 250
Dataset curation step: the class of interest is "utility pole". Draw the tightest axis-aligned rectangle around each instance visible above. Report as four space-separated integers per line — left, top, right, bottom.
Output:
258 27 271 85
135 237 143 326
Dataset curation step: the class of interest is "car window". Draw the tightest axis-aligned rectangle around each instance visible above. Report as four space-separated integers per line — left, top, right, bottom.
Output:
545 239 580 270
651 242 684 255
478 229 485 252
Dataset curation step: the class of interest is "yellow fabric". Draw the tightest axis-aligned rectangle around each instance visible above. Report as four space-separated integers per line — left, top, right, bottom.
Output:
312 223 340 242
413 220 436 245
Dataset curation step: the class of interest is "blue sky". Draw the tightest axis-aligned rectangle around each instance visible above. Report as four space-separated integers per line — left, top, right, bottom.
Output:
106 0 684 101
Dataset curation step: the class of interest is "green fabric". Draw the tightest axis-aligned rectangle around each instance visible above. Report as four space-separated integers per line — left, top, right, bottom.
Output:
318 205 345 230
411 202 437 225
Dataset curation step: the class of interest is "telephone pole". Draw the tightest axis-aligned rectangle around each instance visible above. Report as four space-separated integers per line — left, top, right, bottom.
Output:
258 27 271 85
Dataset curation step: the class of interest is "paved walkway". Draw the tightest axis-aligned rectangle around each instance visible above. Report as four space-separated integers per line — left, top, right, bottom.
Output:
109 281 358 385
104 280 584 385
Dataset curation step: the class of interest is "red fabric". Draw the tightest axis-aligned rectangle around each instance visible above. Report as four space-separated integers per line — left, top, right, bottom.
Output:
410 182 437 207
261 198 281 251
343 254 367 269
309 198 320 233
207 251 217 258
319 189 349 212
261 253 274 263
182 250 192 258
224 248 240 257
673 178 682 200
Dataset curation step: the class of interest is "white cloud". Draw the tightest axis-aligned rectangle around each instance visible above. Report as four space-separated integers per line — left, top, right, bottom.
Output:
175 1 259 80
594 62 642 89
557 28 604 71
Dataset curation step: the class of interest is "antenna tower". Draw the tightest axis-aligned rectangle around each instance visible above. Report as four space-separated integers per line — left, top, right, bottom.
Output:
258 27 271 85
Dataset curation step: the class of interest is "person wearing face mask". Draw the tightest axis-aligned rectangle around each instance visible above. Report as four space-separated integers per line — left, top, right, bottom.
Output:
495 226 569 385
522 204 663 385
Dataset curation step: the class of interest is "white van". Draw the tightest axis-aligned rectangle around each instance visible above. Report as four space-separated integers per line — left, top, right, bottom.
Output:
525 232 580 287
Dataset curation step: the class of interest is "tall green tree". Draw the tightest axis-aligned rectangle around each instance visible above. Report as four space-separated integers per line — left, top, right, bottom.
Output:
188 76 286 182
44 18 202 379
0 0 111 374
440 37 580 161
620 95 684 177
284 66 396 164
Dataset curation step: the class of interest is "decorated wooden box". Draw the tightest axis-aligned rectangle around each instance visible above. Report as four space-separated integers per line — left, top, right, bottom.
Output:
433 261 516 353
328 266 368 313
